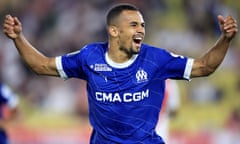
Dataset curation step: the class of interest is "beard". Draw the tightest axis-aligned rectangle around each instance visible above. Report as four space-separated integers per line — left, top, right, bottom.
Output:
119 45 139 58
116 36 141 58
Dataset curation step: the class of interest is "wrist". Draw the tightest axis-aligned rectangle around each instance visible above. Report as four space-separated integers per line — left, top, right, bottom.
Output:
13 33 23 41
221 34 232 43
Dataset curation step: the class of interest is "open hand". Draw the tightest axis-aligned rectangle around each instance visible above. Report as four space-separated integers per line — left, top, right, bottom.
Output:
3 15 22 39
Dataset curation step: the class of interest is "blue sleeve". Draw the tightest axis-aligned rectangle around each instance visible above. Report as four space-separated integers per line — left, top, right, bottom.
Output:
158 50 193 80
56 49 87 80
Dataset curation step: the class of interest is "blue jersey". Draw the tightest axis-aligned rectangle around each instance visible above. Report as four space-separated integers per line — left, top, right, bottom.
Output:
0 83 18 144
56 42 193 144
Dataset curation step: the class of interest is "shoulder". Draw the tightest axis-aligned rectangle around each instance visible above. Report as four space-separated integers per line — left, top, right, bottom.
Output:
141 43 170 57
142 43 167 52
140 43 186 64
81 42 107 53
80 42 107 61
64 42 107 58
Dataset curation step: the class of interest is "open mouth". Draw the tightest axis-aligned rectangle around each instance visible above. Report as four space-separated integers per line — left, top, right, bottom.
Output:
133 37 142 44
133 33 144 45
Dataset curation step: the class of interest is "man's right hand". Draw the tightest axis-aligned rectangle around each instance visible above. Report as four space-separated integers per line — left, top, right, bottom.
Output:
3 15 22 39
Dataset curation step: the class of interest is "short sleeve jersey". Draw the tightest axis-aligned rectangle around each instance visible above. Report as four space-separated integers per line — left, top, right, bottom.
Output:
56 42 193 144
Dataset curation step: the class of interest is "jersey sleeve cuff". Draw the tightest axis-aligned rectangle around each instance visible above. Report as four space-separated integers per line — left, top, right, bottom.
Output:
55 56 68 80
183 58 194 80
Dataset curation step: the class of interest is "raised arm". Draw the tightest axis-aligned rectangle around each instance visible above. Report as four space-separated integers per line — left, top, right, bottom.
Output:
3 15 59 76
191 15 238 78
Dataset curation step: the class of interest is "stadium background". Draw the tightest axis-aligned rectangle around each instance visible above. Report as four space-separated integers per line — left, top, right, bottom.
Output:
0 0 240 144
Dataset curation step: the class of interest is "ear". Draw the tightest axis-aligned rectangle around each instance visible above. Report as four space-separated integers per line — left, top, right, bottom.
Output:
108 25 118 37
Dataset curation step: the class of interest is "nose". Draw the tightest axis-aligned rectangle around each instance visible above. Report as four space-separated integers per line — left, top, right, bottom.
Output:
137 25 145 34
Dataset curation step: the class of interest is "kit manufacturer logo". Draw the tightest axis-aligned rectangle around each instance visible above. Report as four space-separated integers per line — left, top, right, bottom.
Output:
91 64 112 71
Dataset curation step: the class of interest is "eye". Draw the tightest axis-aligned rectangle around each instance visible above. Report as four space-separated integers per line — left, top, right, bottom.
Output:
130 22 138 27
141 23 145 28
130 23 137 27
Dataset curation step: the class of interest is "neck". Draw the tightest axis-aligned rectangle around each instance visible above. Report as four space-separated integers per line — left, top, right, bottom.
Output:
105 51 138 69
107 42 133 63
108 50 133 63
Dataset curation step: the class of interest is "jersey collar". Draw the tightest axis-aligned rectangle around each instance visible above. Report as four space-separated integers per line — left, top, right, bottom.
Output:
105 52 138 69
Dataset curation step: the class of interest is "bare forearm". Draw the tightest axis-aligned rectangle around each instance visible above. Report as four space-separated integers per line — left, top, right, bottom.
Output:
13 34 58 76
14 34 45 70
202 35 230 72
191 14 238 78
191 35 231 77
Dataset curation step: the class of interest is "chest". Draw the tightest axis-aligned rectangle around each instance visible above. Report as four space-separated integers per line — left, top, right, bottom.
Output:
87 62 160 92
85 60 166 106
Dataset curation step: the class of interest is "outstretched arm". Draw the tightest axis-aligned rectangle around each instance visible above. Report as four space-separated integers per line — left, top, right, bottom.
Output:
3 15 59 76
191 15 238 78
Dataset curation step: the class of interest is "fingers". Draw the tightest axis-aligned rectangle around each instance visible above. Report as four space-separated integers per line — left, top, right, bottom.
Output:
14 17 21 26
222 15 238 33
217 15 238 41
217 15 225 25
4 15 21 27
3 24 13 34
3 15 14 30
3 14 22 39
3 17 13 34
4 17 14 26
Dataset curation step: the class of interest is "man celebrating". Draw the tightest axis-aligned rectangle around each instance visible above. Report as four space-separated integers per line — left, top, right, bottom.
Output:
3 3 237 144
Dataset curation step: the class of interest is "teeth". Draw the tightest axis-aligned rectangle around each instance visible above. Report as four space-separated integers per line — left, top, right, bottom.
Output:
133 33 143 40
133 37 142 41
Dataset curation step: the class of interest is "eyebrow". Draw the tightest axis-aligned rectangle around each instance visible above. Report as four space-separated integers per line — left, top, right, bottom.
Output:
129 21 145 27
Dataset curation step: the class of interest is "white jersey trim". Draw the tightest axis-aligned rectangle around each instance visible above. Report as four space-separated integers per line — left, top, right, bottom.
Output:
56 56 68 80
105 52 138 69
184 58 194 80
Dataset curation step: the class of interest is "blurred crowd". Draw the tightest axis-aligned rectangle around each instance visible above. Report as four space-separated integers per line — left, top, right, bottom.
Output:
0 0 240 143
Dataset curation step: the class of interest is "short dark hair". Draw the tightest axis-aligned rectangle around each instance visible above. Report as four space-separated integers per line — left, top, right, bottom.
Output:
106 4 139 26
